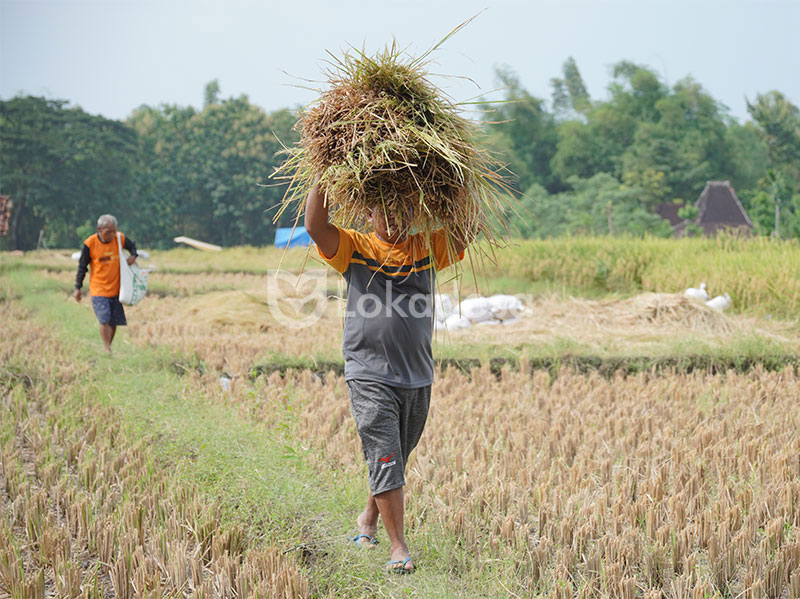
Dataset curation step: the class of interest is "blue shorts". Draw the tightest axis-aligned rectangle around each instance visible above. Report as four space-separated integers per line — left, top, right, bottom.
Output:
91 295 127 326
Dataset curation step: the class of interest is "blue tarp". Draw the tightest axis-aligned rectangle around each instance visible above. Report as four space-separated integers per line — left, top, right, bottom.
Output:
274 226 311 248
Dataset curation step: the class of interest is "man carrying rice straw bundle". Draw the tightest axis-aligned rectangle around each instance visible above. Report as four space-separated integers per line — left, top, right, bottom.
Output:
306 180 469 574
281 31 508 575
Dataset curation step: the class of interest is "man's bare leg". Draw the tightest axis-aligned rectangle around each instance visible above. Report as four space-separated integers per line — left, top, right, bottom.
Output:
109 325 117 346
355 492 379 547
374 487 413 572
99 323 114 353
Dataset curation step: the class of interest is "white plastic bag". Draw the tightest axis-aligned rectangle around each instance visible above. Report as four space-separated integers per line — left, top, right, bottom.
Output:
118 233 149 306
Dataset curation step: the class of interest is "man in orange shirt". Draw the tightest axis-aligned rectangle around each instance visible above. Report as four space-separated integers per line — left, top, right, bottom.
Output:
73 214 138 353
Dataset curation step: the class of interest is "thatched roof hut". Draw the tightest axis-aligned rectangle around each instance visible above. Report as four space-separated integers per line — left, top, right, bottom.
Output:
672 181 754 237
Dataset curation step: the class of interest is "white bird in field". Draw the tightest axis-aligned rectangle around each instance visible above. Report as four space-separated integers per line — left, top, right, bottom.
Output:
706 293 732 311
685 282 709 300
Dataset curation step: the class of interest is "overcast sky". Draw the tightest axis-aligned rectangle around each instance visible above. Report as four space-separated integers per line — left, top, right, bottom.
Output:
1 0 798 123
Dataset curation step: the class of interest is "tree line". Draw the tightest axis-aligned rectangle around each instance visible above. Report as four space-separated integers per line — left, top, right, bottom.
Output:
0 83 298 250
1 59 799 250
488 60 800 239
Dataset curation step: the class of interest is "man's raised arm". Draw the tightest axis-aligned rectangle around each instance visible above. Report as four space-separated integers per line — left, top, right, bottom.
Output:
304 181 340 259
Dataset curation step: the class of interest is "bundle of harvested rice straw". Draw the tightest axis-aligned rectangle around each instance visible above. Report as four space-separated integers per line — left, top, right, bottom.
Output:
273 31 511 248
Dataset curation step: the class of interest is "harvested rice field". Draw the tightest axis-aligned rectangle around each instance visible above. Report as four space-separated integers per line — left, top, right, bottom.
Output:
1 241 799 598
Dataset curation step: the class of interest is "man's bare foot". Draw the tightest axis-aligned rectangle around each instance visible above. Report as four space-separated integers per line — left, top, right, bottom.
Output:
355 510 379 548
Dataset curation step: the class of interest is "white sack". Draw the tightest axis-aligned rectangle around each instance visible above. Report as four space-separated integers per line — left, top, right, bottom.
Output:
488 294 524 320
443 314 471 329
458 297 493 323
434 293 454 322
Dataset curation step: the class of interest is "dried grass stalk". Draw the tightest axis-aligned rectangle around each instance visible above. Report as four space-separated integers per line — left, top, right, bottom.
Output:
273 22 511 244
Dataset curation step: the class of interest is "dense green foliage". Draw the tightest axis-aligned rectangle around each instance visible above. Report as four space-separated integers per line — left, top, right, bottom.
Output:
508 175 673 239
2 59 799 249
127 83 298 248
0 97 138 249
494 59 800 239
1 83 298 250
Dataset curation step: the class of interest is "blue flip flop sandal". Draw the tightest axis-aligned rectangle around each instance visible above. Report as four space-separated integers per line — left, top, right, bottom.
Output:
386 556 414 574
352 534 379 547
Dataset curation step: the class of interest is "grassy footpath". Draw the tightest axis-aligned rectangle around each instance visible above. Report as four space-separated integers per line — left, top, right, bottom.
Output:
1 268 503 598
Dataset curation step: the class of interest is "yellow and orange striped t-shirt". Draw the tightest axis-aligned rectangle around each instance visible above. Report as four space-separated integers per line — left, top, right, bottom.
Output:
318 228 464 388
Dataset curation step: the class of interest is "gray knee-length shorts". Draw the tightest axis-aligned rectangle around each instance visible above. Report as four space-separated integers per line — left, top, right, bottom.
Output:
347 380 431 496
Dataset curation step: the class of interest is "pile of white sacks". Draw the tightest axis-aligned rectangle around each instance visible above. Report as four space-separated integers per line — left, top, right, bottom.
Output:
434 294 525 330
